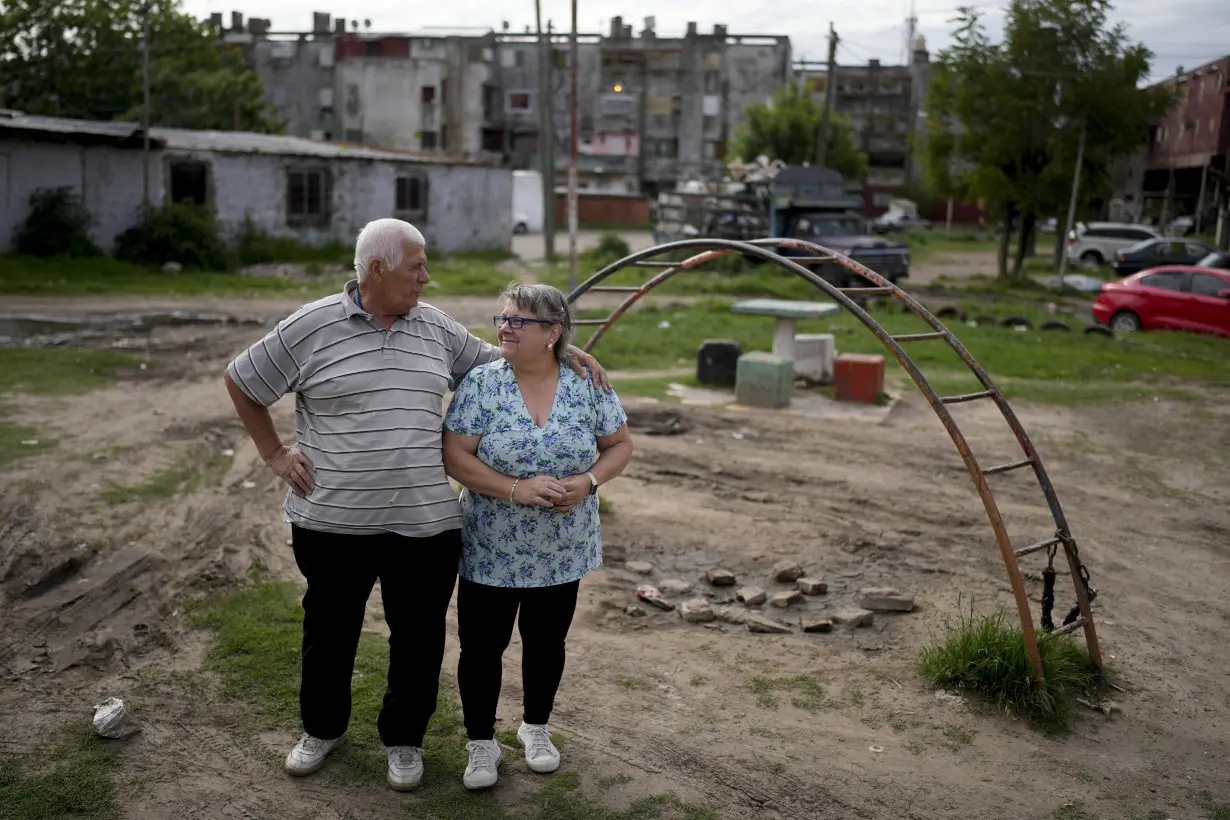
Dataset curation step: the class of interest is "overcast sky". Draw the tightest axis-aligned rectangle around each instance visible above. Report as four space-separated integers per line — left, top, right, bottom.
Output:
184 0 1229 83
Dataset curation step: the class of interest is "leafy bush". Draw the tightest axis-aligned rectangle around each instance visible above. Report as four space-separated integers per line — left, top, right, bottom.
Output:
11 187 100 257
114 202 230 270
235 214 276 266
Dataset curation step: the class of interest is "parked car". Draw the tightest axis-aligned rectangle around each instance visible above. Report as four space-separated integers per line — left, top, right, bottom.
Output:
1091 267 1230 337
1195 251 1230 270
1066 221 1162 268
1110 238 1216 276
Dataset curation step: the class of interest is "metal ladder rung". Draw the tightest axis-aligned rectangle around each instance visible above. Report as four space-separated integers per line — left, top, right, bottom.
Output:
1014 535 1064 558
1041 617 1085 639
575 318 610 326
892 331 948 342
839 286 896 295
984 458 1035 475
939 390 996 404
788 255 837 262
589 286 642 293
631 261 678 268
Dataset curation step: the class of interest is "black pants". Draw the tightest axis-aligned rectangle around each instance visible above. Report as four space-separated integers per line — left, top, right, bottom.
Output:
291 524 462 747
456 576 580 740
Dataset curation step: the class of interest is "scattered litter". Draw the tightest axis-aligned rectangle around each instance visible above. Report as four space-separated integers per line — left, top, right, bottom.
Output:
241 480 256 489
92 697 141 739
935 690 966 706
1043 273 1104 293
636 585 675 611
868 745 884 753
139 363 148 371
658 320 670 329
222 449 235 457
1076 697 1121 717
20 439 39 446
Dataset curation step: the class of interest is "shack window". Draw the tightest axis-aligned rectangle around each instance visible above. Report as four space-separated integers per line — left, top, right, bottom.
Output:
169 160 209 205
395 173 427 216
287 169 329 225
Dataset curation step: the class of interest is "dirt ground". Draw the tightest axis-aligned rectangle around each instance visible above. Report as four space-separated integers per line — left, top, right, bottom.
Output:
2 296 1229 820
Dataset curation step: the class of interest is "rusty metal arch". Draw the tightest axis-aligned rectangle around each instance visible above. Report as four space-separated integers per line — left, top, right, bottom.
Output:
565 237 1101 686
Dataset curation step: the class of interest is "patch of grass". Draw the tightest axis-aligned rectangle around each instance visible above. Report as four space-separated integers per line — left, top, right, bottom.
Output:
597 497 615 514
574 299 1230 405
615 676 653 691
0 724 121 820
101 448 232 504
1200 792 1230 820
191 582 712 819
917 602 1110 732
609 374 698 401
689 675 709 688
746 675 830 713
1054 800 1098 820
940 724 976 749
0 420 56 468
597 773 634 792
0 348 143 395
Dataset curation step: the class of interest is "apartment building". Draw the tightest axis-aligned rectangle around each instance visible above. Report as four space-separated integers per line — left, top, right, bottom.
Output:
794 34 931 211
215 11 502 160
492 17 790 195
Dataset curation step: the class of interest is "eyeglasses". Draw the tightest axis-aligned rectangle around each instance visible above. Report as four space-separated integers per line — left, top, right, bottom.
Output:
493 315 554 329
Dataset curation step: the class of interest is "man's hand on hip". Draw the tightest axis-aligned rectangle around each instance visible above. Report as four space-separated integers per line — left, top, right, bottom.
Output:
265 444 316 497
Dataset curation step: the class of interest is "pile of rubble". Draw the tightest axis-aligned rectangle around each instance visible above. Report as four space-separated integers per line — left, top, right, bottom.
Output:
622 558 916 636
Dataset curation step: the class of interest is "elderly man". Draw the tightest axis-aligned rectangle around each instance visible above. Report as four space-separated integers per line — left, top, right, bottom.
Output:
223 218 607 791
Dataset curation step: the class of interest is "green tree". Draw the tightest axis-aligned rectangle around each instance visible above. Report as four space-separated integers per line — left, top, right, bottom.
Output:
920 0 1172 279
733 85 870 182
0 0 282 132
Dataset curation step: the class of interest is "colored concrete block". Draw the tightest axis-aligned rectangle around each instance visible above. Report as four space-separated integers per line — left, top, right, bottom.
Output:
697 339 742 386
735 352 793 409
833 353 885 404
793 333 836 383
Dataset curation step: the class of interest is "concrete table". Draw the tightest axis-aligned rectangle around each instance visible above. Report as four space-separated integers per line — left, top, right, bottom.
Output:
731 298 840 363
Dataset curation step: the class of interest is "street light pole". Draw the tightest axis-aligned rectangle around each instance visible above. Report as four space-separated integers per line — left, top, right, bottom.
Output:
567 0 579 290
141 1 151 209
1057 119 1086 281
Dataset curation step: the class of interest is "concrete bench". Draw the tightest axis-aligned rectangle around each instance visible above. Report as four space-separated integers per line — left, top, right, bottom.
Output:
731 298 840 381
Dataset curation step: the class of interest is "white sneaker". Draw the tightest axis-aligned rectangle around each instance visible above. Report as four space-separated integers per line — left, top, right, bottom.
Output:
462 739 502 790
517 722 561 773
386 745 424 791
283 733 344 776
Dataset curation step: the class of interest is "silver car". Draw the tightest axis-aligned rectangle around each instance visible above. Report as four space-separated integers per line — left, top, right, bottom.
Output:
1065 221 1162 268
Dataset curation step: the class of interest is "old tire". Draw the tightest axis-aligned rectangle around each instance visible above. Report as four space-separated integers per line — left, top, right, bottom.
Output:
974 314 999 327
1040 320 1071 331
935 305 965 322
1084 325 1114 337
1080 250 1104 268
1001 315 1033 330
1109 311 1142 333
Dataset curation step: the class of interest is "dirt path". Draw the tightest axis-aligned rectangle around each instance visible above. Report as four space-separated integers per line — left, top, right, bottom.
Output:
2 320 1229 819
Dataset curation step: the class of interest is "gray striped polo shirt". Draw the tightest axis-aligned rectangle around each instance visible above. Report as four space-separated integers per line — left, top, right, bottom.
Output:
226 279 500 538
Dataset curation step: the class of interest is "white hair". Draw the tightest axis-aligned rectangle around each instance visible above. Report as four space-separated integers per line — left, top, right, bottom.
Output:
353 218 426 282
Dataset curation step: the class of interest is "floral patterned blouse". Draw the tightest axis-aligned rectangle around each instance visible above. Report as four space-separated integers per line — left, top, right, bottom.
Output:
443 359 628 588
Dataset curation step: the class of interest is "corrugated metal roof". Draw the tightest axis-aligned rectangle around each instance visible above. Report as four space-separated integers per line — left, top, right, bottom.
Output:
0 111 480 166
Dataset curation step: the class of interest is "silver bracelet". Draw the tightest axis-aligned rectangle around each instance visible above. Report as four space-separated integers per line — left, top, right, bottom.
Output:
509 478 520 502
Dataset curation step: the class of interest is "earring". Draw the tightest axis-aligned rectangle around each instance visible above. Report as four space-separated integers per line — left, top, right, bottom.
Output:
545 342 552 349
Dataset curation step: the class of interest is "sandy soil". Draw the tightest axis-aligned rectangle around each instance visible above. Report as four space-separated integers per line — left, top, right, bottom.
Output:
2 309 1229 820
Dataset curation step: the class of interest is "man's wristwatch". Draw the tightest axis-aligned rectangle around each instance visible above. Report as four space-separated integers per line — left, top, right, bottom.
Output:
586 471 599 495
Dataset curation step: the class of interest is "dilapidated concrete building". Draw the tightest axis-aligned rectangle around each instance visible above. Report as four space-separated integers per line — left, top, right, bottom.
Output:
226 11 790 195
0 112 512 254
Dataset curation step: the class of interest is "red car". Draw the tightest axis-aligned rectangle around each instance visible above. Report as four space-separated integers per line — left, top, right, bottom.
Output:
1091 265 1230 337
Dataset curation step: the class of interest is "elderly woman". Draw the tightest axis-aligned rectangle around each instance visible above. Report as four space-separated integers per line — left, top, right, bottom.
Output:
442 283 633 790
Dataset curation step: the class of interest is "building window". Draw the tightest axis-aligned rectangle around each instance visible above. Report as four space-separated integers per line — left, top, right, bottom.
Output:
421 85 436 104
396 173 427 216
420 131 438 150
169 160 209 205
287 168 330 225
364 40 381 57
507 91 534 113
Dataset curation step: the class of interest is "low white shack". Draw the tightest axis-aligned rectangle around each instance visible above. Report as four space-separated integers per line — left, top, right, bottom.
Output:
0 111 513 254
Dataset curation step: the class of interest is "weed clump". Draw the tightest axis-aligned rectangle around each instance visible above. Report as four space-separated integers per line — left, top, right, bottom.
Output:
917 601 1109 732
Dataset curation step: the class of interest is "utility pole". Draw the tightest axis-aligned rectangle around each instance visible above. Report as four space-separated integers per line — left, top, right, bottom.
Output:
566 0 579 289
141 1 151 209
535 2 556 259
813 23 838 167
1057 119 1086 281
